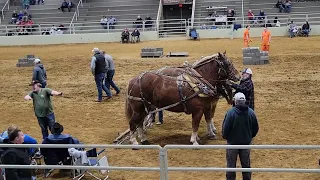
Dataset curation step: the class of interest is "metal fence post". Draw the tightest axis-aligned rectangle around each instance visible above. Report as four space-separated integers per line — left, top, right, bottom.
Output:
159 148 166 180
163 148 169 180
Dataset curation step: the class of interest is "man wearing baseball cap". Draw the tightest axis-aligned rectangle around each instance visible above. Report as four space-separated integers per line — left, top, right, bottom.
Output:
222 92 259 180
32 58 47 88
24 80 63 139
90 47 112 102
228 68 255 110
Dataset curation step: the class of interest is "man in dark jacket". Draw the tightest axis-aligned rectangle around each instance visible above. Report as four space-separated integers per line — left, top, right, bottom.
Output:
228 68 254 110
32 58 47 88
1 128 34 180
90 47 111 102
222 92 259 180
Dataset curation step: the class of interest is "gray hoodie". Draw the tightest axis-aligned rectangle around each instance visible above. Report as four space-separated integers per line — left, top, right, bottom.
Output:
32 64 47 83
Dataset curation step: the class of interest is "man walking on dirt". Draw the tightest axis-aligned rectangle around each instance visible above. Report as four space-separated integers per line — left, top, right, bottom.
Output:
24 80 63 139
100 50 120 95
91 48 112 102
222 92 259 180
32 58 47 88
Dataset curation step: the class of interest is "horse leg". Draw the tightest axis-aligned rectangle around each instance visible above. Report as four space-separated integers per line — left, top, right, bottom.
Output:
204 109 217 140
190 111 203 145
129 113 142 146
210 100 218 134
137 125 150 145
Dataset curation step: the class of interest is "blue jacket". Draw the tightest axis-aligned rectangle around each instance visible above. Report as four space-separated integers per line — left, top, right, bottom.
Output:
222 105 259 145
1 131 38 155
47 134 80 144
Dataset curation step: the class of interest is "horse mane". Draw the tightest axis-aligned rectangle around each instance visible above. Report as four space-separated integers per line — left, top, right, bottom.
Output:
192 53 219 68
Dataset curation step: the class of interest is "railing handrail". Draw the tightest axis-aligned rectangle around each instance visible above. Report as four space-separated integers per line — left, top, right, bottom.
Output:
156 0 163 33
190 0 196 27
69 0 83 34
1 0 10 22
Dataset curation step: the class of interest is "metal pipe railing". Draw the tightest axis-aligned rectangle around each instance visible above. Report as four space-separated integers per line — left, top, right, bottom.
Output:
1 0 10 22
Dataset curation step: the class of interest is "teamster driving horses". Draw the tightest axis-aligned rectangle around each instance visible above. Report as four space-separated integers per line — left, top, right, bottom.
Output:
227 68 255 110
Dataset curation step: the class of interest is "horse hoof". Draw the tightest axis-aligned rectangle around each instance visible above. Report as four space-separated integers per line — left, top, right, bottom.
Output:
208 135 217 140
141 140 150 145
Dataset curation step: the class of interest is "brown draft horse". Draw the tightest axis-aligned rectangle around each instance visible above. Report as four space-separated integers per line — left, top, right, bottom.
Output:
153 51 239 136
125 52 240 145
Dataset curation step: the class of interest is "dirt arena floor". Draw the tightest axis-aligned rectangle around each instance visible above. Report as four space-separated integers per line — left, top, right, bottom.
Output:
0 36 320 180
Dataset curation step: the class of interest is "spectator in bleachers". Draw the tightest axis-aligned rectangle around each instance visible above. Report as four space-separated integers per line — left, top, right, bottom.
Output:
134 15 143 28
247 9 255 23
288 20 298 38
108 16 117 29
145 15 153 28
23 0 30 10
302 21 310 37
37 0 44 5
11 11 18 24
258 10 266 23
227 9 235 25
131 28 140 43
18 11 24 21
284 0 292 13
100 16 108 28
50 25 58 34
59 0 72 12
121 28 130 43
274 17 281 27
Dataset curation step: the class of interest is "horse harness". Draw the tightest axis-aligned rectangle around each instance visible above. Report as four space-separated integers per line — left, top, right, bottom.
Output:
127 56 229 115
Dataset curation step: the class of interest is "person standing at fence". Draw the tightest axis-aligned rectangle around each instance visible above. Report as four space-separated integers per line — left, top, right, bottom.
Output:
261 27 271 51
222 92 259 180
32 58 47 88
100 50 121 95
24 80 63 139
91 48 112 101
243 25 251 47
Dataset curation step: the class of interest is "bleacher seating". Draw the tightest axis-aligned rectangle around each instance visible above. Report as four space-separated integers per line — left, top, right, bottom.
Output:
73 0 159 34
193 0 320 28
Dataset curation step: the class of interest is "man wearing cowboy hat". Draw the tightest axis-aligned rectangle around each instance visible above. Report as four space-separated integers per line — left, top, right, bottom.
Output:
228 68 255 110
24 80 63 139
47 122 80 144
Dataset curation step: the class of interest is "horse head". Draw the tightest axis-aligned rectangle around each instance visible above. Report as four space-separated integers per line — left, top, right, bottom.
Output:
217 51 240 82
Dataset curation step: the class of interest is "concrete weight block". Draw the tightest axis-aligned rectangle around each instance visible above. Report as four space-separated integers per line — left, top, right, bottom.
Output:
26 54 35 58
242 48 251 54
250 47 260 53
156 47 163 52
243 57 253 65
18 58 28 63
243 53 256 57
16 63 20 67
260 56 269 61
260 51 269 56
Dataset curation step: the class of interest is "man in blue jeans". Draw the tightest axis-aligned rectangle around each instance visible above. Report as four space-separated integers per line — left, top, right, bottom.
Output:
24 80 63 139
91 48 112 102
100 50 120 95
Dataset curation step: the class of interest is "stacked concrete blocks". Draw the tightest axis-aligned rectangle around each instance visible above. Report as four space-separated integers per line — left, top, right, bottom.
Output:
16 55 36 67
242 47 269 65
141 47 163 58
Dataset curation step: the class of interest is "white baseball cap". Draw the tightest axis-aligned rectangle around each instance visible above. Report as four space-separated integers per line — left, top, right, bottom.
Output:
92 47 100 52
234 92 246 101
34 58 41 64
241 68 253 75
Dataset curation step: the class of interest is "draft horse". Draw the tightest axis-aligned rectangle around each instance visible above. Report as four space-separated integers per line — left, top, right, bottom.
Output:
153 51 239 135
125 52 240 145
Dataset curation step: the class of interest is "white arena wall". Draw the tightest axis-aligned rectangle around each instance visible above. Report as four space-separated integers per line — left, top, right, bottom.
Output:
0 26 319 46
